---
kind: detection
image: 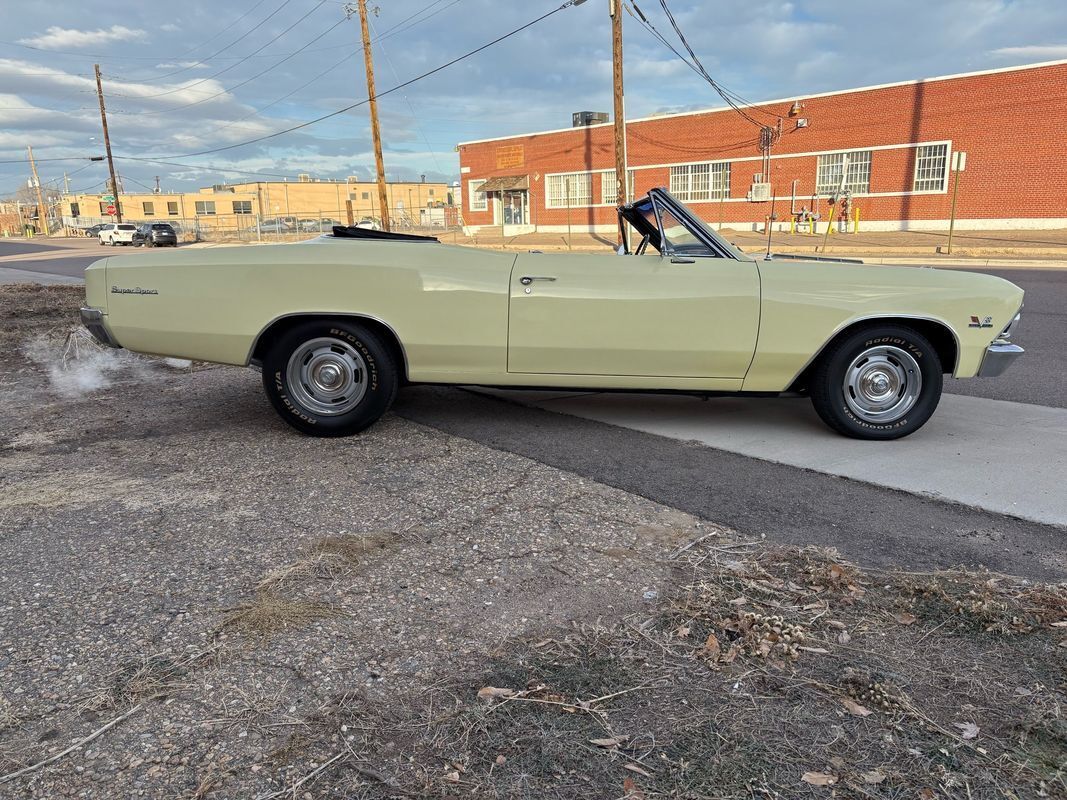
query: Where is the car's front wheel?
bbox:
[261,320,398,437]
[809,324,943,440]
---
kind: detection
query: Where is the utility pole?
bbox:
[94,63,122,222]
[27,146,48,235]
[154,175,161,194]
[349,1,390,232]
[63,172,70,195]
[946,151,966,255]
[609,0,627,249]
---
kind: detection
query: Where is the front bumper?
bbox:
[978,342,1024,377]
[80,307,121,348]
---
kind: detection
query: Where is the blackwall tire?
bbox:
[809,324,943,440]
[261,320,398,437]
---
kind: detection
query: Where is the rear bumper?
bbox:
[977,342,1024,377]
[80,307,121,348]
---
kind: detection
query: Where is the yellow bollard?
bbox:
[853,206,860,233]
[790,216,796,235]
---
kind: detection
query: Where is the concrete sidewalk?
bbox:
[476,390,1067,529]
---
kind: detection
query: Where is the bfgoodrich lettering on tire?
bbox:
[261,320,397,437]
[809,324,943,440]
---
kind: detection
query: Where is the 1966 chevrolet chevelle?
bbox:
[81,188,1024,440]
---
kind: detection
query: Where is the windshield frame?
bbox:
[620,187,753,261]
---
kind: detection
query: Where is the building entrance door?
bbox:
[502,190,533,235]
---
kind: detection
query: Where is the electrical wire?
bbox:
[123,0,586,160]
[131,0,276,82]
[124,14,349,115]
[112,156,307,180]
[110,0,322,100]
[628,0,775,130]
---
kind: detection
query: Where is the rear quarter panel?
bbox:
[99,240,517,378]
[743,261,1024,391]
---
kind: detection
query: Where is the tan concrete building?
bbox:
[60,176,454,233]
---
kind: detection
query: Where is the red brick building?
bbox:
[457,60,1067,235]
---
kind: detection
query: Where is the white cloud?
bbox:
[989,44,1067,59]
[18,25,148,50]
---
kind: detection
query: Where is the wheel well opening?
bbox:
[788,318,958,393]
[250,315,409,383]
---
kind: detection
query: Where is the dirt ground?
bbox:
[0,284,1064,799]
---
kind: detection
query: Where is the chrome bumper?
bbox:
[80,307,121,348]
[978,342,1024,377]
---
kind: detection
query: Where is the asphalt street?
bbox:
[3,237,1065,579]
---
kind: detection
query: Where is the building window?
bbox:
[546,172,592,208]
[167,201,179,215]
[98,201,109,215]
[233,200,252,215]
[194,201,216,215]
[669,162,730,201]
[913,143,948,191]
[361,192,370,200]
[70,202,80,217]
[816,150,872,195]
[601,170,635,204]
[142,202,154,216]
[469,179,488,212]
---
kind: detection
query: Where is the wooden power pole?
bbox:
[609,0,627,247]
[27,146,49,235]
[354,1,391,232]
[94,64,122,222]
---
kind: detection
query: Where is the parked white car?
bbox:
[99,223,138,246]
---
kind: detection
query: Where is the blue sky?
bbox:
[1,0,1065,198]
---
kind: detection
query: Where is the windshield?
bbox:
[656,190,753,260]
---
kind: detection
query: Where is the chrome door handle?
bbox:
[670,257,696,264]
[520,276,557,285]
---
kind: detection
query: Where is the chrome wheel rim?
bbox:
[843,345,922,424]
[285,337,368,416]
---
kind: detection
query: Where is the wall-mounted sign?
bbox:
[496,145,525,170]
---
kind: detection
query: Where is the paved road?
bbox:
[394,387,1065,580]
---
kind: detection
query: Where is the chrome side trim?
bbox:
[244,311,410,375]
[776,313,962,390]
[977,342,1024,378]
[79,307,121,348]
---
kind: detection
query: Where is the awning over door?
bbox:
[478,174,529,192]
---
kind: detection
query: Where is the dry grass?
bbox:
[263,541,1065,799]
[219,591,335,640]
[0,284,82,353]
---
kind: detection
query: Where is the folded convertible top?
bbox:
[331,226,439,242]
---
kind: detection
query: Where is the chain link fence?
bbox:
[61,206,462,244]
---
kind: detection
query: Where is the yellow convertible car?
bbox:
[80,188,1024,440]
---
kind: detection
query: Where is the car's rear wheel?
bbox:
[809,324,943,440]
[261,320,398,437]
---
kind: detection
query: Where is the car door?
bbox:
[506,202,760,379]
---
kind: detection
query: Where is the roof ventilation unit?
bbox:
[572,111,609,127]
[298,173,312,182]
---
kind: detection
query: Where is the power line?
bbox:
[132,0,276,82]
[123,14,349,115]
[0,156,103,164]
[111,0,322,100]
[112,156,308,180]
[127,0,588,160]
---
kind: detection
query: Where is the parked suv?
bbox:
[133,222,178,247]
[99,223,138,246]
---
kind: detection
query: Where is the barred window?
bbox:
[468,179,487,212]
[233,200,252,215]
[546,172,592,208]
[601,169,635,204]
[913,144,948,191]
[194,201,216,215]
[669,162,730,201]
[816,150,872,194]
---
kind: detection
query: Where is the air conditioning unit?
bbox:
[747,182,772,202]
[298,173,311,183]
[346,176,359,183]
